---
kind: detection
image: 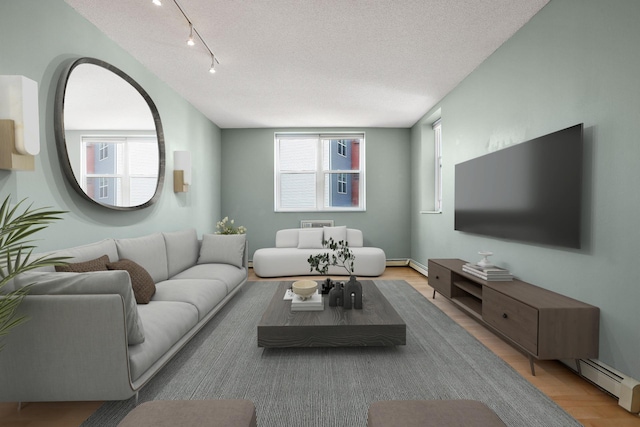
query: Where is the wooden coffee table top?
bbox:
[257,280,406,348]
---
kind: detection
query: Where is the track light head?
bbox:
[152,0,162,5]
[209,54,219,74]
[187,23,195,46]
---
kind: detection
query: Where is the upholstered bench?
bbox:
[367,400,506,427]
[117,400,257,427]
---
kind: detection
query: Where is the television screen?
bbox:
[454,124,583,248]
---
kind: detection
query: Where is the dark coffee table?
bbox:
[257,280,406,348]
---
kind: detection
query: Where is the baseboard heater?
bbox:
[562,358,640,413]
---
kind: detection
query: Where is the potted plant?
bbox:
[0,196,67,349]
[308,238,362,309]
[215,216,247,234]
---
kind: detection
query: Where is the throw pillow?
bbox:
[323,225,347,244]
[115,233,169,283]
[197,234,246,268]
[162,228,199,277]
[107,259,156,304]
[297,228,324,249]
[55,254,109,273]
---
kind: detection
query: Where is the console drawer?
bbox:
[428,261,452,298]
[483,287,538,355]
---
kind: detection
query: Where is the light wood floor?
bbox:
[1,267,638,427]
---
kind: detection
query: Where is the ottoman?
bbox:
[367,400,506,427]
[117,399,257,427]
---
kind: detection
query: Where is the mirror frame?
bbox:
[54,57,165,211]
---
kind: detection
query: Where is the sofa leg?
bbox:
[17,402,22,411]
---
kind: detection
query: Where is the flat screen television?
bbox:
[454,124,583,248]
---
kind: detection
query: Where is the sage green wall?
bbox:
[221,128,411,260]
[0,0,221,251]
[411,0,640,379]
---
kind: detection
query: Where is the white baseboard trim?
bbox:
[408,259,428,276]
[386,259,410,267]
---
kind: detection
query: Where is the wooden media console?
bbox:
[428,259,599,375]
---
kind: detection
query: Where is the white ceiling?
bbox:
[64,0,549,129]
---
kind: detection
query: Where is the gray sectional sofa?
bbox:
[0,228,248,402]
[252,227,386,277]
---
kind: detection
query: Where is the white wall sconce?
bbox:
[0,75,40,171]
[173,150,191,192]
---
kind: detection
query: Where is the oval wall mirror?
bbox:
[54,57,165,210]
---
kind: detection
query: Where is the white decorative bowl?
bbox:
[292,280,318,300]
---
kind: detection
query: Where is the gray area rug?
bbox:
[82,280,580,426]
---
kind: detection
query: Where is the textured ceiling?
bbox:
[64,0,549,129]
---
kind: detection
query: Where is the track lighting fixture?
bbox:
[187,23,195,46]
[209,55,218,74]
[153,0,220,74]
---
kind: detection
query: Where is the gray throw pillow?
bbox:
[197,234,245,268]
[297,229,323,249]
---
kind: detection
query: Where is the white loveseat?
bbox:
[252,227,386,277]
[0,228,247,402]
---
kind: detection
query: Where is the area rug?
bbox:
[81,280,580,426]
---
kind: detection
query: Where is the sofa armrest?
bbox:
[0,294,136,402]
[243,239,249,269]
[14,270,145,345]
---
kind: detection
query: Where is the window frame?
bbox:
[433,119,443,213]
[81,135,157,206]
[274,132,366,212]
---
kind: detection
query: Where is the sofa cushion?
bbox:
[297,229,323,249]
[14,270,145,345]
[275,229,299,248]
[346,228,364,247]
[163,229,199,278]
[55,254,109,273]
[323,226,347,244]
[116,233,169,283]
[153,279,228,320]
[107,259,156,304]
[197,234,245,268]
[128,301,199,382]
[252,246,386,278]
[173,264,247,294]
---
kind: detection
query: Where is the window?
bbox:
[337,173,347,194]
[275,133,365,211]
[99,177,108,199]
[337,140,347,157]
[420,112,442,214]
[433,120,442,212]
[81,136,158,206]
[98,143,108,161]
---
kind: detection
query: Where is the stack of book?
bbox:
[290,290,324,311]
[462,263,513,281]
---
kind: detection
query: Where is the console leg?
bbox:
[529,355,536,376]
[432,290,436,299]
[575,359,582,376]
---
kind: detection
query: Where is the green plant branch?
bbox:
[307,237,356,276]
[0,196,68,349]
